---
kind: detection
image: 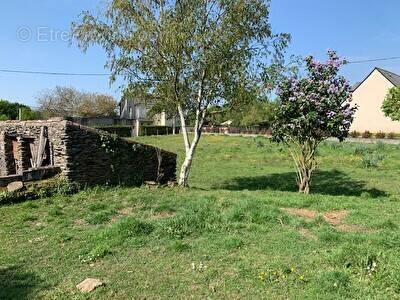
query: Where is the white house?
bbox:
[119,98,177,135]
[350,67,400,133]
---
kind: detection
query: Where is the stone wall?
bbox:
[0,120,68,176]
[63,122,176,186]
[0,119,176,186]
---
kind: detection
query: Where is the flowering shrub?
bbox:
[272,50,357,193]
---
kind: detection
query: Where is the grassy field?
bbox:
[1,135,400,299]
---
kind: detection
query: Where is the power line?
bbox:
[0,56,400,77]
[346,56,400,64]
[0,69,110,76]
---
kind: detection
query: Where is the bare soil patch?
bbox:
[282,208,364,232]
[150,211,176,220]
[281,208,317,220]
[323,210,347,226]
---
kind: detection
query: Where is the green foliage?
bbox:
[80,244,111,263]
[112,217,155,237]
[168,240,191,252]
[362,130,372,138]
[142,126,178,136]
[382,86,400,121]
[20,108,41,120]
[48,206,63,217]
[349,130,360,138]
[95,125,132,137]
[316,271,350,293]
[0,99,35,120]
[232,99,278,127]
[376,131,386,139]
[86,211,115,225]
[361,151,385,169]
[0,177,80,205]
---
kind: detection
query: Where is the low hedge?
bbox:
[142,126,179,136]
[348,131,399,139]
[94,126,132,137]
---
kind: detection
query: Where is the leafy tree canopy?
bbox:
[0,99,31,120]
[382,87,400,122]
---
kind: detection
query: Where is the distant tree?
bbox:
[20,108,42,120]
[272,51,357,194]
[204,105,228,126]
[232,99,277,128]
[78,93,118,117]
[37,86,117,118]
[0,99,31,120]
[72,0,290,187]
[382,87,400,121]
[37,86,82,118]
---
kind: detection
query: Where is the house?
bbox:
[69,98,177,136]
[350,67,400,133]
[119,98,175,126]
[119,98,178,135]
[0,119,176,187]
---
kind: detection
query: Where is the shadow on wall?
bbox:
[216,170,387,197]
[0,266,44,300]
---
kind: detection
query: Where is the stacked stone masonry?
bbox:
[0,119,176,186]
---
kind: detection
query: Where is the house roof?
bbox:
[376,68,400,87]
[351,67,400,92]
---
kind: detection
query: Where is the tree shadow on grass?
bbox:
[216,170,387,197]
[0,265,44,300]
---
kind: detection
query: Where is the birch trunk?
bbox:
[178,135,200,187]
[177,106,203,187]
[176,70,206,187]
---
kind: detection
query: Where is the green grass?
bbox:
[1,135,400,299]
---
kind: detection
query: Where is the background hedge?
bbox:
[94,126,132,137]
[142,126,179,136]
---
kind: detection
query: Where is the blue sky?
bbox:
[0,0,399,107]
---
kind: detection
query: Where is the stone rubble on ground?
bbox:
[7,181,24,192]
[76,278,104,293]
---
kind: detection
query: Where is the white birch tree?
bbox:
[72,0,289,187]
